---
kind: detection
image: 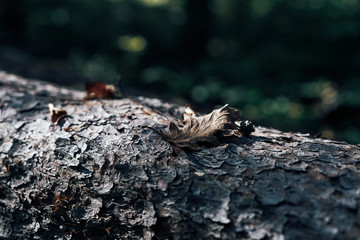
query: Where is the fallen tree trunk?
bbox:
[0,71,360,240]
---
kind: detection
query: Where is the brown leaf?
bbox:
[161,104,254,150]
[84,82,115,99]
[48,103,67,124]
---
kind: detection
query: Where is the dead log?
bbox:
[0,71,360,240]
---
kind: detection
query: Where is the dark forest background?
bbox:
[0,0,359,143]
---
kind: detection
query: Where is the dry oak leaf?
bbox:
[161,104,254,150]
[48,103,67,124]
[84,82,115,100]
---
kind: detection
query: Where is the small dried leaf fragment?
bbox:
[161,104,254,150]
[48,103,67,124]
[236,120,255,137]
[84,82,115,99]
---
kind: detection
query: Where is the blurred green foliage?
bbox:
[0,0,360,143]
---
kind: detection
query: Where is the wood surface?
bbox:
[1,71,359,240]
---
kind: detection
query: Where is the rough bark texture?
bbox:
[1,71,360,240]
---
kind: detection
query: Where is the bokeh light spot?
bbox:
[139,0,169,7]
[288,102,304,119]
[251,0,272,16]
[221,88,243,105]
[191,85,209,103]
[320,81,338,105]
[51,8,70,27]
[207,38,226,57]
[141,67,163,83]
[117,36,147,52]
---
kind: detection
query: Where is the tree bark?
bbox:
[0,71,360,240]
